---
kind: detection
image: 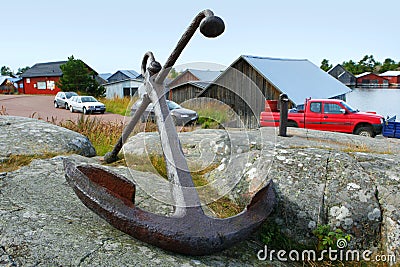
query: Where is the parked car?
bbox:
[260,99,384,137]
[54,91,78,109]
[69,96,106,114]
[131,100,198,126]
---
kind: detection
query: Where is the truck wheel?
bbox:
[355,126,374,137]
[287,121,298,127]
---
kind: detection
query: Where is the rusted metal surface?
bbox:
[64,161,275,255]
[66,9,276,255]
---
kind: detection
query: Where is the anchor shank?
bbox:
[148,77,203,216]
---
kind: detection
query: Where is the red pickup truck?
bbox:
[260,99,384,137]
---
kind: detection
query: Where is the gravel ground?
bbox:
[0,95,129,124]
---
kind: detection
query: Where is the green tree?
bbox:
[358,54,379,73]
[379,58,399,73]
[16,66,30,76]
[320,59,332,72]
[57,56,105,97]
[1,66,13,76]
[342,60,360,75]
[168,68,180,79]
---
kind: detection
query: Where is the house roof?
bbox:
[241,55,351,104]
[118,70,140,79]
[169,81,210,90]
[20,60,98,78]
[187,69,222,82]
[379,71,400,77]
[99,73,112,80]
[355,72,372,78]
[0,76,11,85]
[20,61,67,78]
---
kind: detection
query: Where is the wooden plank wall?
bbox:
[201,58,283,128]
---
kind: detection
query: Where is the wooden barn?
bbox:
[379,71,400,88]
[167,69,221,103]
[198,55,351,128]
[328,64,356,88]
[0,76,18,94]
[168,81,209,104]
[355,72,389,88]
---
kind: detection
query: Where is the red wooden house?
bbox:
[17,61,66,94]
[355,72,389,88]
[379,71,400,87]
[17,60,98,95]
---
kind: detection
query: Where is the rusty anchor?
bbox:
[64,9,276,255]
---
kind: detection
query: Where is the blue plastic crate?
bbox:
[383,116,400,138]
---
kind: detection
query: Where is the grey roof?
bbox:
[242,55,351,104]
[119,70,140,79]
[99,73,112,80]
[188,69,222,82]
[0,76,11,85]
[170,81,210,90]
[20,61,67,78]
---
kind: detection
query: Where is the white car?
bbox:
[69,96,106,114]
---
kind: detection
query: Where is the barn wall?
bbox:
[168,72,199,88]
[169,84,202,104]
[200,58,286,128]
[356,73,389,87]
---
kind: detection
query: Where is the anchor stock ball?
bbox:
[200,15,225,38]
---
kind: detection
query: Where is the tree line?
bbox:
[320,55,400,75]
[1,66,30,77]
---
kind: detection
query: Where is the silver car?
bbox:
[54,91,78,109]
[131,100,198,126]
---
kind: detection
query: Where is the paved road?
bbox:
[0,95,129,124]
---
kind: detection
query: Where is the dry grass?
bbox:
[124,153,241,218]
[55,115,125,156]
[99,96,137,116]
[0,106,8,115]
[182,100,236,129]
[0,153,60,173]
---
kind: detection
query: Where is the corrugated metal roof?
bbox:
[379,71,400,77]
[169,81,210,90]
[119,70,140,79]
[20,61,67,78]
[188,69,221,82]
[242,55,351,104]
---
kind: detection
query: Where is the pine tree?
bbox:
[57,56,105,97]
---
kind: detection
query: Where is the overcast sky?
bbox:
[2,0,399,74]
